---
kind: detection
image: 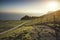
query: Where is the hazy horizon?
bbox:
[0,0,60,20]
[0,12,47,20]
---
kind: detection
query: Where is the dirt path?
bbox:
[0,22,27,34]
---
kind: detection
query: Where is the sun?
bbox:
[47,1,58,11]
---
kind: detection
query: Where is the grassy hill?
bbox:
[0,10,60,40]
[38,10,60,23]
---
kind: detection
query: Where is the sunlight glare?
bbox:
[47,1,58,11]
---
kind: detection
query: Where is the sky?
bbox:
[0,0,60,16]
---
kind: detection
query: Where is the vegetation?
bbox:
[0,10,60,40]
[0,20,26,32]
[21,15,39,20]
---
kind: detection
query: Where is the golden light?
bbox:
[47,1,58,11]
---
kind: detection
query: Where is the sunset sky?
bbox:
[0,0,60,15]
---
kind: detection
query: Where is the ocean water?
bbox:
[0,13,25,20]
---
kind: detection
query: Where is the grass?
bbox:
[0,25,33,38]
[0,20,26,32]
[0,10,60,40]
[0,19,59,40]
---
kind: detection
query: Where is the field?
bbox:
[0,19,60,40]
[0,10,60,40]
[0,20,26,33]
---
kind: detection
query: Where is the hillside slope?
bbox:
[0,10,60,40]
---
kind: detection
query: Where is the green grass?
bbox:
[0,20,26,32]
[0,18,60,40]
[0,26,32,38]
[0,10,60,40]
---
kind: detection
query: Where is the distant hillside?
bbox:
[39,10,60,23]
[21,10,60,22]
[0,10,60,20]
[21,15,39,20]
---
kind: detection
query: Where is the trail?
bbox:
[0,22,27,34]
